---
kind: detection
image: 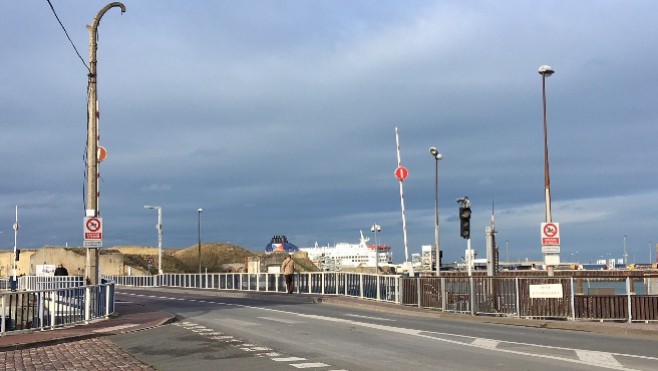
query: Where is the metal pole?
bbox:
[539,65,555,277]
[395,127,410,263]
[157,207,163,274]
[12,205,18,282]
[85,2,126,286]
[429,147,443,276]
[467,238,472,277]
[197,208,203,273]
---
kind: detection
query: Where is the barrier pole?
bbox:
[626,277,632,323]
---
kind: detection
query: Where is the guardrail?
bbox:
[401,275,658,322]
[1,280,115,336]
[105,272,401,303]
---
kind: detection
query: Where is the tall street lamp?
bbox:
[197,208,203,273]
[144,205,163,274]
[370,224,381,273]
[539,65,554,224]
[539,64,557,277]
[85,2,126,285]
[429,147,443,276]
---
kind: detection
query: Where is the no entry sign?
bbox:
[394,166,409,181]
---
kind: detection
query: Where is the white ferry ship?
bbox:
[299,231,393,271]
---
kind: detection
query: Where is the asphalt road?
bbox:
[111,288,658,370]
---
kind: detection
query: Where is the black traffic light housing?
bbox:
[459,207,471,239]
[15,249,20,261]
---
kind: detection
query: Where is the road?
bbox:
[111,287,658,370]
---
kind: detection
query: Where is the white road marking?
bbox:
[471,338,499,349]
[344,314,395,321]
[258,316,304,324]
[291,362,330,368]
[272,357,307,362]
[576,350,622,368]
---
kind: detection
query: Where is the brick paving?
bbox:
[0,338,155,370]
[0,299,175,370]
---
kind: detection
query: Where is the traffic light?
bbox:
[15,249,20,261]
[459,207,471,239]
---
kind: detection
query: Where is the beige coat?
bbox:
[281,256,295,275]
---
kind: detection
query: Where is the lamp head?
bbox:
[197,208,203,213]
[429,147,443,160]
[538,65,554,77]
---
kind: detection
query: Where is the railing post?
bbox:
[514,277,521,318]
[321,272,325,295]
[417,277,421,308]
[469,276,475,316]
[441,277,446,311]
[49,291,56,330]
[626,277,632,323]
[376,274,381,301]
[1,294,5,334]
[84,286,91,324]
[360,274,364,298]
[570,277,576,321]
[105,284,111,317]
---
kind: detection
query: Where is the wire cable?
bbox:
[45,0,89,71]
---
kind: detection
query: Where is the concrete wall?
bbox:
[1,247,143,277]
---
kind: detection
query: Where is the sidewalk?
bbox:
[0,300,175,370]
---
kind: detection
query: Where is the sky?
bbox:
[2,1,658,265]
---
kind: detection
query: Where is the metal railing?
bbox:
[401,275,658,322]
[1,279,115,336]
[105,272,401,303]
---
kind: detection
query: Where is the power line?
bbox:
[45,0,89,71]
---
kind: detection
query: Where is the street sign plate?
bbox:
[394,166,409,181]
[83,240,103,248]
[541,222,560,246]
[542,245,561,254]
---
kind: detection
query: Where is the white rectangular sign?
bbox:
[542,245,561,254]
[529,284,563,298]
[83,240,103,248]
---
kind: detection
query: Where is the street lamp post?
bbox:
[144,205,163,274]
[429,147,443,276]
[197,208,203,273]
[85,2,126,286]
[539,64,557,277]
[371,224,381,274]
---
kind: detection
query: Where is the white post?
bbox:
[395,127,410,264]
[1,295,6,333]
[49,291,56,329]
[570,277,576,321]
[626,277,632,323]
[467,238,473,277]
[13,205,19,282]
[515,277,521,318]
[84,286,91,324]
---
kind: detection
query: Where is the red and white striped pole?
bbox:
[395,127,410,263]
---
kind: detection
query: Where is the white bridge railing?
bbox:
[1,277,115,336]
[106,272,401,303]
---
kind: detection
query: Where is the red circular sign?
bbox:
[86,217,101,232]
[543,223,558,237]
[394,166,409,181]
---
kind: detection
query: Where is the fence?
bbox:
[401,275,658,322]
[1,278,115,336]
[106,272,401,303]
[106,272,658,322]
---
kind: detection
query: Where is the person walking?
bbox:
[281,254,296,294]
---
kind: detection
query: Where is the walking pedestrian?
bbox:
[281,254,295,294]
